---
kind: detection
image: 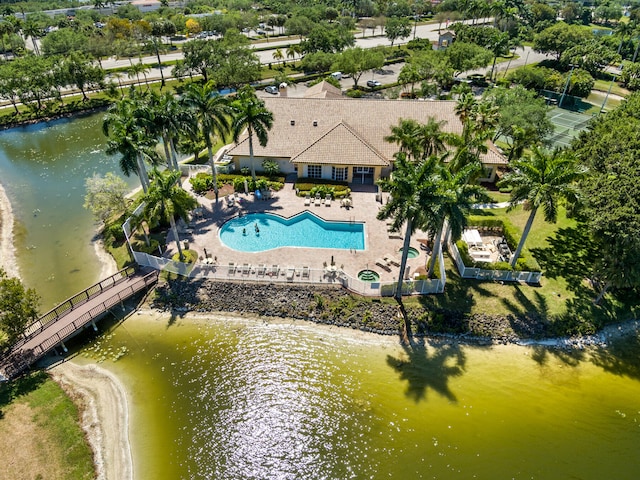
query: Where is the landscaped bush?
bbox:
[131,238,160,255]
[191,172,284,195]
[346,89,363,98]
[295,178,350,197]
[172,249,198,264]
[105,221,126,243]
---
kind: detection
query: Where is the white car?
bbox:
[367,80,381,88]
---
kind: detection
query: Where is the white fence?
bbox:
[447,239,542,284]
[132,250,445,296]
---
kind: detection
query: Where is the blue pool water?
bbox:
[219,212,365,252]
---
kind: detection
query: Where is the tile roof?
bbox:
[291,121,389,166]
[227,97,506,166]
[303,81,343,99]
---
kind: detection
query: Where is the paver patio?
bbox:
[159,179,432,283]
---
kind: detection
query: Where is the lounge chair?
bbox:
[383,254,401,267]
[325,195,331,207]
[226,195,235,207]
[286,266,295,281]
[241,263,251,275]
[228,262,236,275]
[257,264,266,276]
[269,264,280,276]
[304,193,311,206]
[314,194,322,207]
[301,266,310,279]
[375,258,391,271]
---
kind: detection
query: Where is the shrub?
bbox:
[105,222,125,243]
[346,89,363,98]
[189,173,214,194]
[262,159,280,177]
[131,239,160,255]
[172,249,198,263]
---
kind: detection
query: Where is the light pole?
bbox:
[600,73,617,114]
[559,64,576,109]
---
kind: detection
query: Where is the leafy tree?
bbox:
[384,118,448,160]
[0,269,40,345]
[564,68,595,98]
[143,169,197,262]
[560,43,620,77]
[301,23,354,53]
[573,93,640,302]
[507,65,564,92]
[498,148,586,268]
[300,51,337,73]
[385,16,412,46]
[482,85,553,160]
[444,41,493,77]
[84,172,129,223]
[331,47,385,87]
[63,51,105,101]
[230,86,274,181]
[284,15,314,38]
[533,22,593,60]
[41,28,88,56]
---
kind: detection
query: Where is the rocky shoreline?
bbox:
[150,278,639,349]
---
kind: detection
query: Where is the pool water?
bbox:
[219,212,365,252]
[358,269,380,282]
[399,246,420,259]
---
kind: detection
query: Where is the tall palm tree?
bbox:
[427,162,489,278]
[181,81,231,204]
[385,118,422,159]
[385,117,448,162]
[377,153,441,339]
[143,169,197,262]
[497,148,587,268]
[22,20,41,55]
[102,93,161,192]
[272,48,284,66]
[230,86,274,181]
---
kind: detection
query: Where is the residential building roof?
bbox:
[227,97,507,166]
[303,81,343,99]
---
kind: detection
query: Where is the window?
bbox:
[307,165,322,178]
[332,167,347,182]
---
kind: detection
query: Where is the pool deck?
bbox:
[161,180,431,282]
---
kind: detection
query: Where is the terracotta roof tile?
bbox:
[291,121,389,166]
[227,97,506,166]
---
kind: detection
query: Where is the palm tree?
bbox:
[427,162,489,278]
[497,147,587,268]
[272,48,284,66]
[615,20,634,55]
[385,118,422,158]
[0,20,13,60]
[102,93,161,192]
[22,19,41,55]
[230,86,274,181]
[377,153,441,339]
[181,81,231,204]
[143,169,197,262]
[286,44,301,61]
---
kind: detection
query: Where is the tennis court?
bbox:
[546,108,595,148]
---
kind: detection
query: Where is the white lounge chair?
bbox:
[325,195,331,207]
[269,265,280,276]
[302,266,310,279]
[375,258,391,271]
[314,194,322,206]
[286,266,295,281]
[257,264,266,276]
[241,263,251,275]
[383,254,401,267]
[304,193,311,206]
[228,262,236,275]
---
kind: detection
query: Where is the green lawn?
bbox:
[0,372,95,480]
[592,79,629,98]
[406,204,637,335]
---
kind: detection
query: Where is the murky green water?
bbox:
[84,313,640,480]
[0,114,138,308]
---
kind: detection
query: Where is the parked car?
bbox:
[367,80,381,88]
[265,85,279,95]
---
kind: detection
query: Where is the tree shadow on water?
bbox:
[386,339,467,403]
[589,330,640,381]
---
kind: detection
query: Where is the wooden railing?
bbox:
[0,268,158,380]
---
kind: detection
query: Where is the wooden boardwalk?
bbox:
[0,267,158,380]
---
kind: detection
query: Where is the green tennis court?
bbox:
[546,108,595,148]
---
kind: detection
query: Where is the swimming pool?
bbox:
[219,212,365,252]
